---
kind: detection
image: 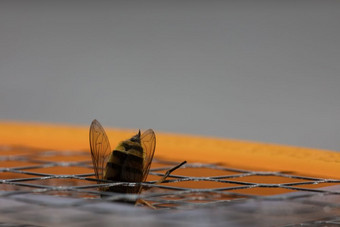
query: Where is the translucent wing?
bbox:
[140,129,156,182]
[89,119,111,181]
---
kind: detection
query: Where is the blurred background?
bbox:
[1,0,339,151]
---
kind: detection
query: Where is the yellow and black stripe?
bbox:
[103,131,145,193]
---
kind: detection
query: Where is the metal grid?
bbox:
[1,145,340,226]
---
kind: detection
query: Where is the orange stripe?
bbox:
[0,121,340,179]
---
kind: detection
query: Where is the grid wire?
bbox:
[1,145,340,226]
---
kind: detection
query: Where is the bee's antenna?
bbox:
[131,130,142,142]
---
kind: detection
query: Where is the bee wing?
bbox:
[89,119,111,181]
[140,129,156,182]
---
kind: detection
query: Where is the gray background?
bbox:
[1,0,339,151]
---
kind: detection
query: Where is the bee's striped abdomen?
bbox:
[106,146,144,180]
[104,137,144,193]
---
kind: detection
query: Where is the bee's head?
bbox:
[130,130,141,143]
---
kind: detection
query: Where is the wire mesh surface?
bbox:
[1,145,340,227]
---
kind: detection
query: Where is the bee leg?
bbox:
[138,161,186,209]
[136,199,157,209]
[157,161,187,183]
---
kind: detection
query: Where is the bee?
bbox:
[89,119,186,199]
